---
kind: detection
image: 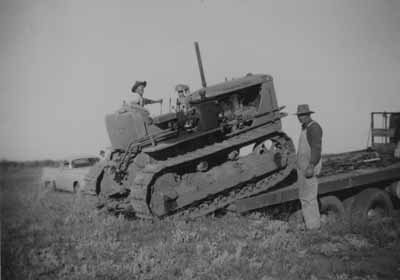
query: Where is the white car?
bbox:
[41,155,100,193]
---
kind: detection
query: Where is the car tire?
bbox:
[44,180,51,189]
[350,188,394,226]
[73,182,80,193]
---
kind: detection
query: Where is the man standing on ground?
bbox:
[295,104,323,230]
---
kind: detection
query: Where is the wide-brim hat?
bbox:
[175,84,190,92]
[294,104,315,115]
[131,81,147,93]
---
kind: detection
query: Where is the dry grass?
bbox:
[1,168,400,280]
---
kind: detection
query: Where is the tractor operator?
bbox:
[295,104,323,230]
[174,84,190,112]
[127,80,162,107]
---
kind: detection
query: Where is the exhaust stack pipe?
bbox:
[194,41,207,88]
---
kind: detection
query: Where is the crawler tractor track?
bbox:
[128,125,296,219]
[176,144,296,219]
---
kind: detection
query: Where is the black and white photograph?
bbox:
[1,0,400,279]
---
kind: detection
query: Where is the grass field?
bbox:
[1,168,400,280]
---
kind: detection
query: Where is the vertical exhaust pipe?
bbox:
[194,41,207,88]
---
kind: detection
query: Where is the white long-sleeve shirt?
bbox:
[124,92,143,107]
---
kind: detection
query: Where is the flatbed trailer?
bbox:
[232,111,400,223]
[232,150,400,222]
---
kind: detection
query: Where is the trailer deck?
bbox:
[232,152,400,213]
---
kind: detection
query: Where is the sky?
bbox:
[0,0,399,160]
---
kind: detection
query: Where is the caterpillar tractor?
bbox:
[84,43,297,219]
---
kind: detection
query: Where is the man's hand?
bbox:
[305,165,314,178]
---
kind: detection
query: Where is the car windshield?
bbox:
[71,157,99,168]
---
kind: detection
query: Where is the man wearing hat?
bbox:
[295,104,323,230]
[174,84,190,112]
[128,80,162,107]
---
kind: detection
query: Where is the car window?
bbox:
[71,157,99,168]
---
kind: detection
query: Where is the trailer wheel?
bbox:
[351,188,393,225]
[319,195,345,224]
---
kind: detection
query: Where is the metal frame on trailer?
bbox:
[370,111,397,147]
[232,162,400,213]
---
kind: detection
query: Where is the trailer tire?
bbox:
[351,188,393,225]
[319,195,345,224]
